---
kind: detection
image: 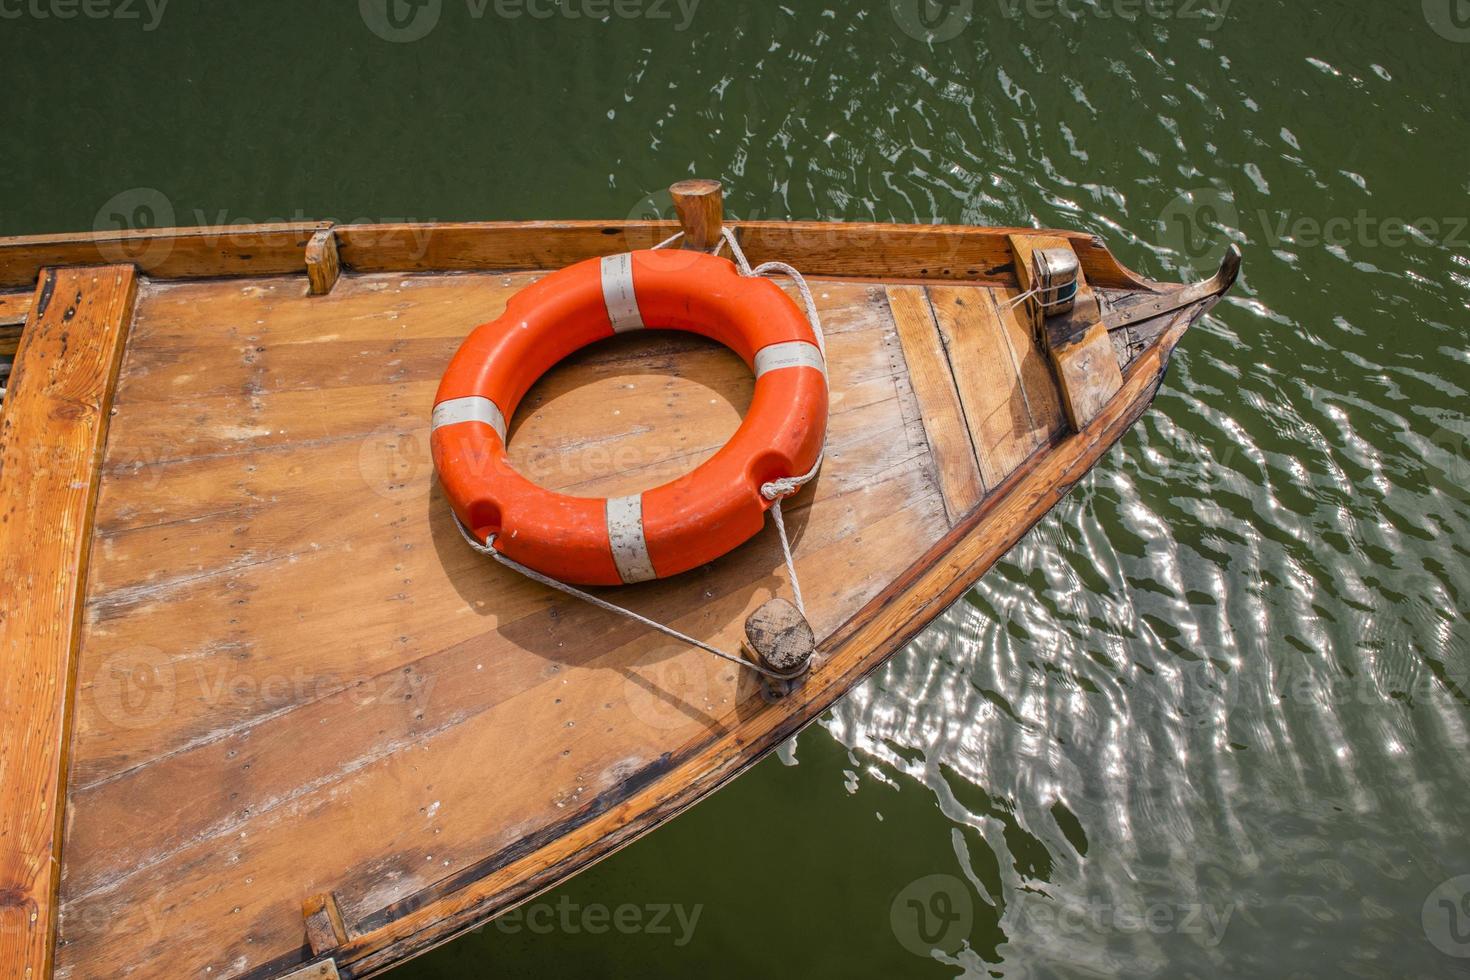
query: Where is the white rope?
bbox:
[655,224,827,623]
[719,227,827,359]
[1003,283,1075,313]
[456,223,830,681]
[455,517,786,680]
[767,499,806,617]
[714,224,830,622]
[1004,285,1041,310]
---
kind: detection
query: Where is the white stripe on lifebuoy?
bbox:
[753,340,826,380]
[600,253,645,333]
[432,396,507,441]
[606,494,657,583]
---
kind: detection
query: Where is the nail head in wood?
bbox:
[305,229,340,296]
[669,179,724,252]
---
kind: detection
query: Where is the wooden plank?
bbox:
[1048,321,1126,429]
[1,291,31,357]
[280,962,339,980]
[0,221,1160,292]
[333,221,1126,285]
[0,290,32,326]
[0,222,328,289]
[1009,235,1123,430]
[0,265,138,980]
[928,283,1065,488]
[885,285,985,519]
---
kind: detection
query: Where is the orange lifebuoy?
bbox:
[432,249,828,586]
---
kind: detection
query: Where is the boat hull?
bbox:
[0,220,1234,980]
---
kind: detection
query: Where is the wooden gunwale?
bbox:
[331,299,1214,979]
[0,220,1163,293]
[0,266,138,980]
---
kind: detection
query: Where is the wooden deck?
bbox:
[0,218,1233,980]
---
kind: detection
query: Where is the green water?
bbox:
[5,1,1469,976]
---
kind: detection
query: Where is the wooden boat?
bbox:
[0,181,1239,980]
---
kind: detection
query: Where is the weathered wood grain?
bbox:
[885,285,985,520]
[670,180,724,251]
[0,221,1161,293]
[0,224,328,290]
[742,597,815,675]
[928,282,1065,488]
[330,221,1149,287]
[0,266,137,980]
[302,893,349,957]
[0,290,33,359]
[0,290,32,327]
[0,324,21,359]
[305,230,341,296]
